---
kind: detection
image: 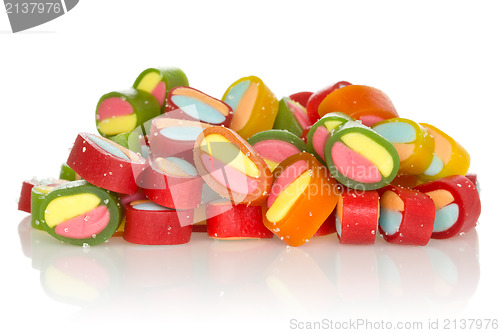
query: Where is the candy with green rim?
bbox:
[273,97,311,137]
[96,88,160,137]
[39,180,123,246]
[306,112,353,165]
[247,129,308,171]
[133,67,189,109]
[324,121,399,190]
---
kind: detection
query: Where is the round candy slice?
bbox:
[306,81,352,123]
[306,112,353,164]
[289,91,313,108]
[273,97,311,137]
[133,67,189,108]
[148,115,212,162]
[138,156,204,210]
[247,129,308,171]
[414,175,481,239]
[378,185,435,245]
[165,86,233,127]
[206,200,273,239]
[222,75,279,140]
[372,118,435,175]
[324,121,400,190]
[193,126,273,205]
[67,133,146,194]
[96,88,161,137]
[419,123,470,181]
[123,199,193,245]
[263,152,340,246]
[39,180,123,246]
[317,85,399,126]
[335,189,380,244]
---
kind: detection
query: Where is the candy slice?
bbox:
[335,189,380,244]
[419,123,470,181]
[306,112,353,164]
[378,185,435,245]
[414,175,481,239]
[39,180,123,246]
[193,126,273,205]
[206,200,273,239]
[123,199,193,245]
[324,121,400,190]
[247,129,308,171]
[289,91,313,108]
[306,81,352,123]
[165,86,233,127]
[273,97,311,137]
[67,133,146,194]
[222,75,279,140]
[263,152,340,246]
[372,118,435,175]
[148,115,212,162]
[138,156,204,210]
[317,85,399,126]
[96,88,161,137]
[133,67,189,108]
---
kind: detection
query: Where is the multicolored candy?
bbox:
[133,67,189,109]
[306,112,353,165]
[263,152,340,246]
[335,189,380,244]
[324,121,400,190]
[222,75,279,140]
[123,199,193,245]
[378,185,435,245]
[317,85,399,126]
[193,126,273,205]
[419,123,470,181]
[414,175,481,239]
[67,133,146,194]
[95,88,160,137]
[273,97,311,137]
[39,180,123,246]
[247,129,308,171]
[306,81,352,123]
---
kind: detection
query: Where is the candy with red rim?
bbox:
[95,88,160,137]
[133,67,189,109]
[165,86,233,127]
[318,85,399,126]
[335,189,380,244]
[289,91,313,108]
[313,213,336,237]
[123,199,193,245]
[138,156,204,210]
[414,175,481,239]
[306,81,352,123]
[273,97,311,137]
[206,199,273,239]
[247,129,308,171]
[324,121,400,190]
[148,115,211,162]
[39,180,123,246]
[419,123,470,181]
[378,185,435,245]
[306,112,353,165]
[263,152,340,246]
[193,126,273,205]
[222,75,279,140]
[372,118,435,175]
[18,179,43,213]
[108,131,145,156]
[67,132,146,194]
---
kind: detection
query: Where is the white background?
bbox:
[1,1,499,332]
